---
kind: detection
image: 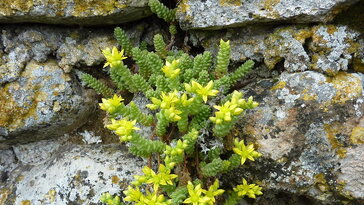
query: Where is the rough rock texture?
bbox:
[0,0,151,25]
[190,24,364,76]
[0,135,145,204]
[0,21,161,144]
[0,23,151,84]
[0,60,94,143]
[177,0,359,30]
[228,71,364,204]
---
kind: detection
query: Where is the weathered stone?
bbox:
[190,24,363,75]
[0,22,156,84]
[177,0,359,30]
[0,136,145,204]
[0,60,94,143]
[232,71,364,203]
[0,0,151,25]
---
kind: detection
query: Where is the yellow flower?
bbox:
[160,91,179,109]
[183,182,210,205]
[134,165,177,192]
[180,93,194,107]
[184,80,219,103]
[232,138,262,165]
[102,47,127,68]
[204,179,225,205]
[164,107,182,122]
[139,191,171,205]
[233,178,263,199]
[99,94,124,114]
[106,119,139,142]
[162,59,180,79]
[123,186,143,202]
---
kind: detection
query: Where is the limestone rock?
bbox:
[0,60,94,143]
[190,24,363,75]
[0,0,151,25]
[0,137,145,204]
[177,0,359,30]
[230,71,364,204]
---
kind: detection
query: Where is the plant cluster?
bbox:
[81,0,263,204]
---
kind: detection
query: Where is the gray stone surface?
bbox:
[177,0,359,30]
[0,60,95,143]
[0,22,159,143]
[0,0,151,25]
[228,71,364,204]
[190,24,363,75]
[0,136,145,205]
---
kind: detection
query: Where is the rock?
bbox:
[0,60,94,143]
[0,136,145,205]
[0,0,151,25]
[177,0,359,30]
[190,24,363,75]
[230,71,364,203]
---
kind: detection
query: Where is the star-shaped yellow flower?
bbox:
[102,47,127,68]
[204,179,225,205]
[183,182,210,205]
[233,178,263,199]
[99,94,124,114]
[106,119,139,142]
[162,59,180,79]
[184,80,219,103]
[232,138,262,165]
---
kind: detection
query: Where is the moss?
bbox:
[219,0,242,7]
[324,123,347,159]
[350,127,364,144]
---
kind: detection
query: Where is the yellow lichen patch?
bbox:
[73,0,126,17]
[335,181,354,200]
[326,72,363,104]
[314,173,330,192]
[324,123,347,158]
[15,175,25,182]
[263,0,280,11]
[0,0,33,15]
[111,175,120,184]
[44,189,57,203]
[270,81,286,90]
[0,188,10,204]
[21,200,31,205]
[219,0,242,7]
[326,25,338,35]
[178,0,190,13]
[301,89,318,101]
[350,127,364,144]
[293,29,313,43]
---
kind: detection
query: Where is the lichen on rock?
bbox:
[0,0,152,25]
[177,0,360,30]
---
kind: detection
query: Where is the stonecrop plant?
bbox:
[81,0,263,204]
